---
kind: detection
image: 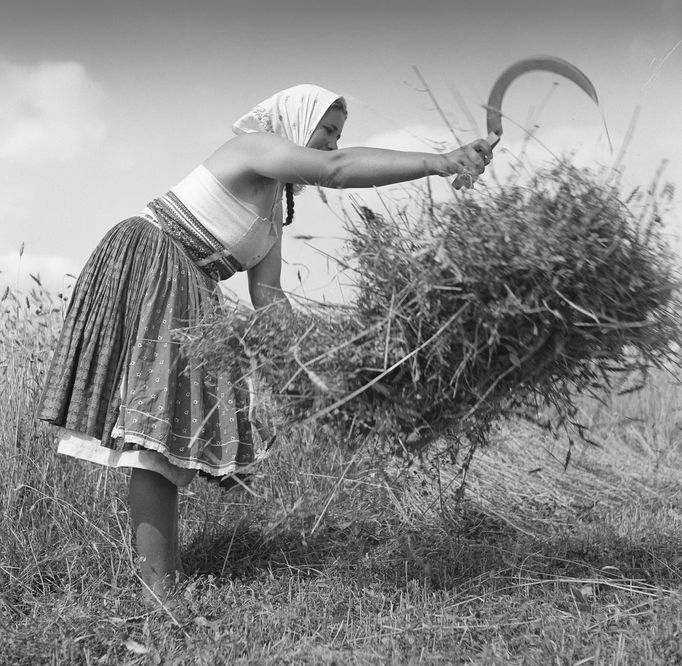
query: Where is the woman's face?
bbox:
[306,106,346,151]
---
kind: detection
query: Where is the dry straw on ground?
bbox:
[185,160,681,463]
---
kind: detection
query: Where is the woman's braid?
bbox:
[284,182,295,226]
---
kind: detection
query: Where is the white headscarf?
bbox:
[232,84,345,148]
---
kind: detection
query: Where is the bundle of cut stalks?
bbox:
[185,161,681,451]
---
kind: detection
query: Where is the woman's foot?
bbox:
[140,568,186,610]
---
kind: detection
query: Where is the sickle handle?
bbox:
[451,131,499,189]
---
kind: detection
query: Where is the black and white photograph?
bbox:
[1,0,681,663]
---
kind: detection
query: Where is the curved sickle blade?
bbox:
[486,55,599,142]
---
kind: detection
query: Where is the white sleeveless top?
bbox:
[166,164,282,270]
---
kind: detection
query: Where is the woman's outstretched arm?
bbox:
[214,133,492,190]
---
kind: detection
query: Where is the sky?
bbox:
[1,0,681,303]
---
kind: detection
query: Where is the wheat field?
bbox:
[2,263,682,665]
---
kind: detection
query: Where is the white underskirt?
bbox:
[57,429,197,486]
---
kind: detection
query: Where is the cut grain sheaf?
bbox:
[185,161,681,456]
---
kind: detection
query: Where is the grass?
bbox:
[2,274,682,665]
[2,151,682,664]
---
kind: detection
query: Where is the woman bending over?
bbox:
[37,84,493,603]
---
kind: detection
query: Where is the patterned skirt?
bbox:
[37,212,267,488]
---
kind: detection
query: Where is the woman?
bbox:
[37,84,493,602]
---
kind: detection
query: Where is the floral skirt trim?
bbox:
[56,429,271,487]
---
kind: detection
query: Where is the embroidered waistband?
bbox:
[146,192,243,281]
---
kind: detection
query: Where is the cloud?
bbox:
[362,123,462,152]
[0,250,81,296]
[0,60,106,163]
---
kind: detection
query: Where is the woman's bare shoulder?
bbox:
[204,133,292,176]
[212,132,290,157]
[202,135,281,205]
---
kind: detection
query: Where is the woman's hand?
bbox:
[446,138,494,189]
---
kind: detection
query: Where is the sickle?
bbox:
[485,55,599,147]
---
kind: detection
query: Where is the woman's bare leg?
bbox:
[172,491,185,576]
[129,467,181,602]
